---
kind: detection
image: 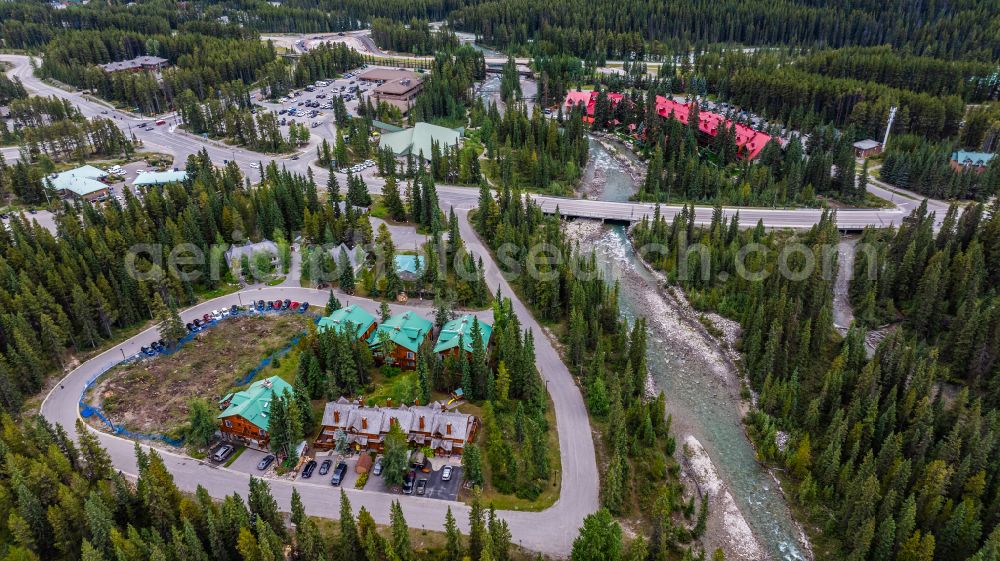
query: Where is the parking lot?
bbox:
[224,445,464,501]
[362,456,464,501]
[253,66,378,150]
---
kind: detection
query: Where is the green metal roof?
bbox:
[366,311,433,353]
[318,304,376,339]
[48,165,108,196]
[217,376,294,432]
[134,170,187,186]
[372,120,404,133]
[394,255,425,276]
[379,122,462,160]
[433,314,492,354]
[952,150,995,167]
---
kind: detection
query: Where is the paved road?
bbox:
[41,278,593,556]
[1,48,947,556]
[3,53,937,232]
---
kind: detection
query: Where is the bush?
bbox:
[355,471,369,489]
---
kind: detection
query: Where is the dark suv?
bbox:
[330,462,348,486]
[402,470,416,494]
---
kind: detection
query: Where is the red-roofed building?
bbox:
[562,90,625,123]
[562,91,772,160]
[652,96,772,160]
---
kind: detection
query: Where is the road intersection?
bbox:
[2,50,944,555]
[2,53,929,232]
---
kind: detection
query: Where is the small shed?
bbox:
[853,139,882,158]
[355,453,373,474]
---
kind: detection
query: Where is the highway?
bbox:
[2,53,933,232]
[1,50,943,555]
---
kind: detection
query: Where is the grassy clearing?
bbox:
[88,314,313,435]
[472,395,562,512]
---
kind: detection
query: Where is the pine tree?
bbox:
[76,419,112,481]
[383,173,406,221]
[462,443,484,488]
[152,293,186,348]
[390,500,412,561]
[468,496,486,560]
[186,398,218,447]
[443,507,463,560]
[338,490,361,560]
[290,488,305,527]
[571,509,622,561]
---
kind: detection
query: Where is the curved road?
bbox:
[42,278,598,555]
[3,50,943,555]
[2,53,927,232]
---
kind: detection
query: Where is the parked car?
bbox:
[301,460,318,478]
[257,454,275,470]
[231,304,239,314]
[416,479,427,495]
[193,318,203,327]
[212,445,235,462]
[402,470,416,494]
[441,465,453,481]
[331,462,348,486]
[318,459,332,475]
[186,323,195,332]
[283,299,291,309]
[372,458,383,476]
[300,302,310,312]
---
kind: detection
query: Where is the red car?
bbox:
[155,119,166,126]
[273,300,282,309]
[202,313,211,322]
[290,301,300,310]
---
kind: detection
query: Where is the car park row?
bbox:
[137,299,310,358]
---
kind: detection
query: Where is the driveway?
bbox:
[421,464,463,501]
[229,446,272,473]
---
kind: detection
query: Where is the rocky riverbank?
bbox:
[565,218,772,560]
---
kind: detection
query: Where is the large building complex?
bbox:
[359,68,423,115]
[563,91,773,160]
[316,397,479,456]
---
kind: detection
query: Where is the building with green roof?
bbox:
[47,165,110,201]
[367,311,433,368]
[394,254,425,280]
[433,314,492,358]
[951,150,996,172]
[379,122,462,161]
[217,376,293,449]
[318,304,377,341]
[134,170,188,187]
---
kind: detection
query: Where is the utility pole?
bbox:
[882,106,897,149]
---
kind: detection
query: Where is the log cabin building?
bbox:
[433,314,492,359]
[217,376,293,450]
[366,311,433,369]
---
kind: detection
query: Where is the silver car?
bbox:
[212,444,234,462]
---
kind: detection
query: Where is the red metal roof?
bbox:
[562,91,624,118]
[653,96,772,160]
[562,91,772,160]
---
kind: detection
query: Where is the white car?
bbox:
[441,465,453,481]
[249,162,260,169]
